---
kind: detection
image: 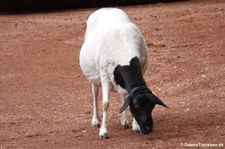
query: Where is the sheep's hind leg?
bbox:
[91,84,100,128]
[120,94,129,129]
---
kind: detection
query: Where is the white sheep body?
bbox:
[79,8,148,139]
[80,8,148,94]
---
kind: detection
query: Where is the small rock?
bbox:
[72,129,76,133]
[185,108,190,112]
[201,74,207,78]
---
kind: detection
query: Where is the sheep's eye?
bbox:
[134,102,141,109]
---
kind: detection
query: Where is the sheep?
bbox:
[79,8,168,139]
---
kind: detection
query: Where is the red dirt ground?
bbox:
[0,0,225,148]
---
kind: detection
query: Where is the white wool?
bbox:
[80,8,148,93]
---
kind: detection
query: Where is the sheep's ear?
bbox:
[130,57,144,81]
[130,57,142,72]
[153,94,169,108]
[119,96,132,113]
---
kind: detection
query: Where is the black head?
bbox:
[120,86,168,134]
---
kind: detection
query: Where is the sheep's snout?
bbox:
[140,121,153,134]
[129,101,154,134]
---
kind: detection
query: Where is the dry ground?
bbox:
[0,0,225,148]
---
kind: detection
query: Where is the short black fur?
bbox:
[113,57,146,92]
[114,57,168,134]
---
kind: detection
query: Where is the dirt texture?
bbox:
[0,0,225,148]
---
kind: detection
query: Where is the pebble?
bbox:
[201,74,207,78]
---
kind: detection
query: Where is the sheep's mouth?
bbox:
[140,125,152,134]
[138,121,153,134]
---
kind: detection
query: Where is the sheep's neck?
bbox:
[113,57,147,93]
[114,65,146,93]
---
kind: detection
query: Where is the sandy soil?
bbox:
[0,0,225,148]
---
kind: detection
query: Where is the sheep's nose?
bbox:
[141,122,153,134]
[145,126,152,132]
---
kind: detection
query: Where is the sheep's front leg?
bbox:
[91,84,100,127]
[99,81,111,139]
[132,118,141,133]
[120,94,129,129]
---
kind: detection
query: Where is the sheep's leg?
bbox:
[91,84,100,128]
[99,80,111,139]
[119,94,129,129]
[132,118,141,133]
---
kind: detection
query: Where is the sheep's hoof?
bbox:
[122,122,129,129]
[92,119,100,128]
[92,123,100,128]
[132,121,141,133]
[133,130,141,134]
[132,129,141,134]
[99,133,108,139]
